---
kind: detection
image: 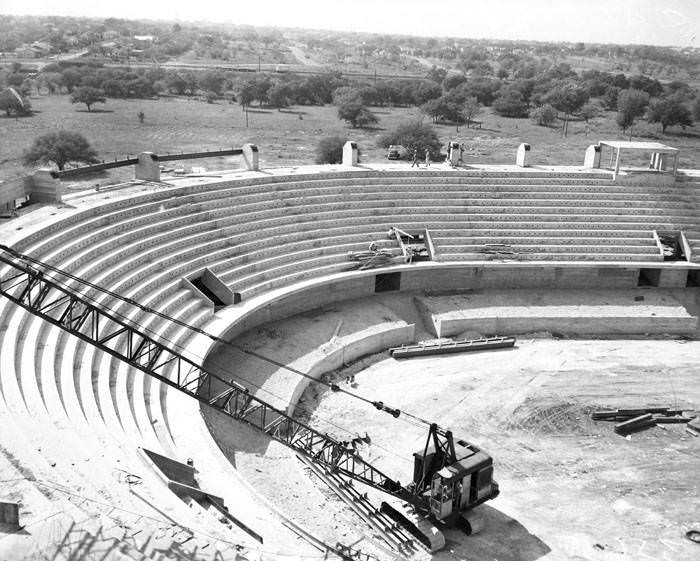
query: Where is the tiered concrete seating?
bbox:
[3,167,700,558]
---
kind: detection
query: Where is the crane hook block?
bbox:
[330,384,340,392]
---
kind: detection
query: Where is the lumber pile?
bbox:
[591,406,697,436]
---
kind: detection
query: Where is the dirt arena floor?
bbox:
[303,339,700,561]
[202,292,700,561]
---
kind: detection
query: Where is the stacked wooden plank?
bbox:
[591,407,694,435]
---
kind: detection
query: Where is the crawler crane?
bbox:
[0,245,499,552]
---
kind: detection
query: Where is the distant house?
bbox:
[99,41,119,55]
[31,41,51,53]
[14,45,46,58]
[133,35,155,48]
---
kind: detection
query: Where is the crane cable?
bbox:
[0,244,434,430]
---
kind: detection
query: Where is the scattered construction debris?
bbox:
[478,244,518,257]
[389,336,515,359]
[347,244,396,270]
[388,227,434,263]
[591,407,695,435]
[687,416,700,437]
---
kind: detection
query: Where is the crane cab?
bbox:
[428,450,497,521]
[413,434,499,524]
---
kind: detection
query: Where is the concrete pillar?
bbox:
[657,153,668,171]
[30,169,62,203]
[583,144,601,168]
[448,141,460,166]
[516,143,530,167]
[613,147,621,178]
[343,141,359,166]
[672,153,679,179]
[134,152,160,181]
[242,143,259,171]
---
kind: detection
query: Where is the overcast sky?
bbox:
[1,0,699,47]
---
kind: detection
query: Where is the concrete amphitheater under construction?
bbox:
[0,146,699,561]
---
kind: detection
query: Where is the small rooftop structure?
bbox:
[597,140,680,180]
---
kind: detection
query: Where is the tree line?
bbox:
[4,57,700,139]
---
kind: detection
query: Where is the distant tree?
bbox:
[616,89,650,134]
[693,97,700,121]
[61,67,82,93]
[337,97,378,128]
[268,82,293,110]
[315,136,354,164]
[378,120,441,159]
[544,83,588,120]
[602,86,621,111]
[70,86,106,111]
[579,102,601,123]
[543,82,588,136]
[166,73,188,95]
[492,87,529,118]
[237,80,256,107]
[530,104,558,127]
[23,131,99,170]
[647,95,692,133]
[427,65,448,84]
[102,78,127,98]
[459,78,502,106]
[628,74,663,97]
[152,79,168,96]
[251,76,272,106]
[442,74,467,91]
[137,111,145,123]
[181,72,198,96]
[420,96,462,123]
[199,70,226,95]
[413,80,442,105]
[335,91,378,128]
[0,88,32,117]
[461,96,482,127]
[205,91,217,103]
[7,72,27,89]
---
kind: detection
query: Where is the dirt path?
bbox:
[289,44,324,66]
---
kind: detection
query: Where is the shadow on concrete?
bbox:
[442,505,551,561]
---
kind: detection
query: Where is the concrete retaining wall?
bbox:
[286,323,415,416]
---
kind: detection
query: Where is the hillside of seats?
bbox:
[3,166,700,558]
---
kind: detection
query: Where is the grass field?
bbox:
[3,93,700,187]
